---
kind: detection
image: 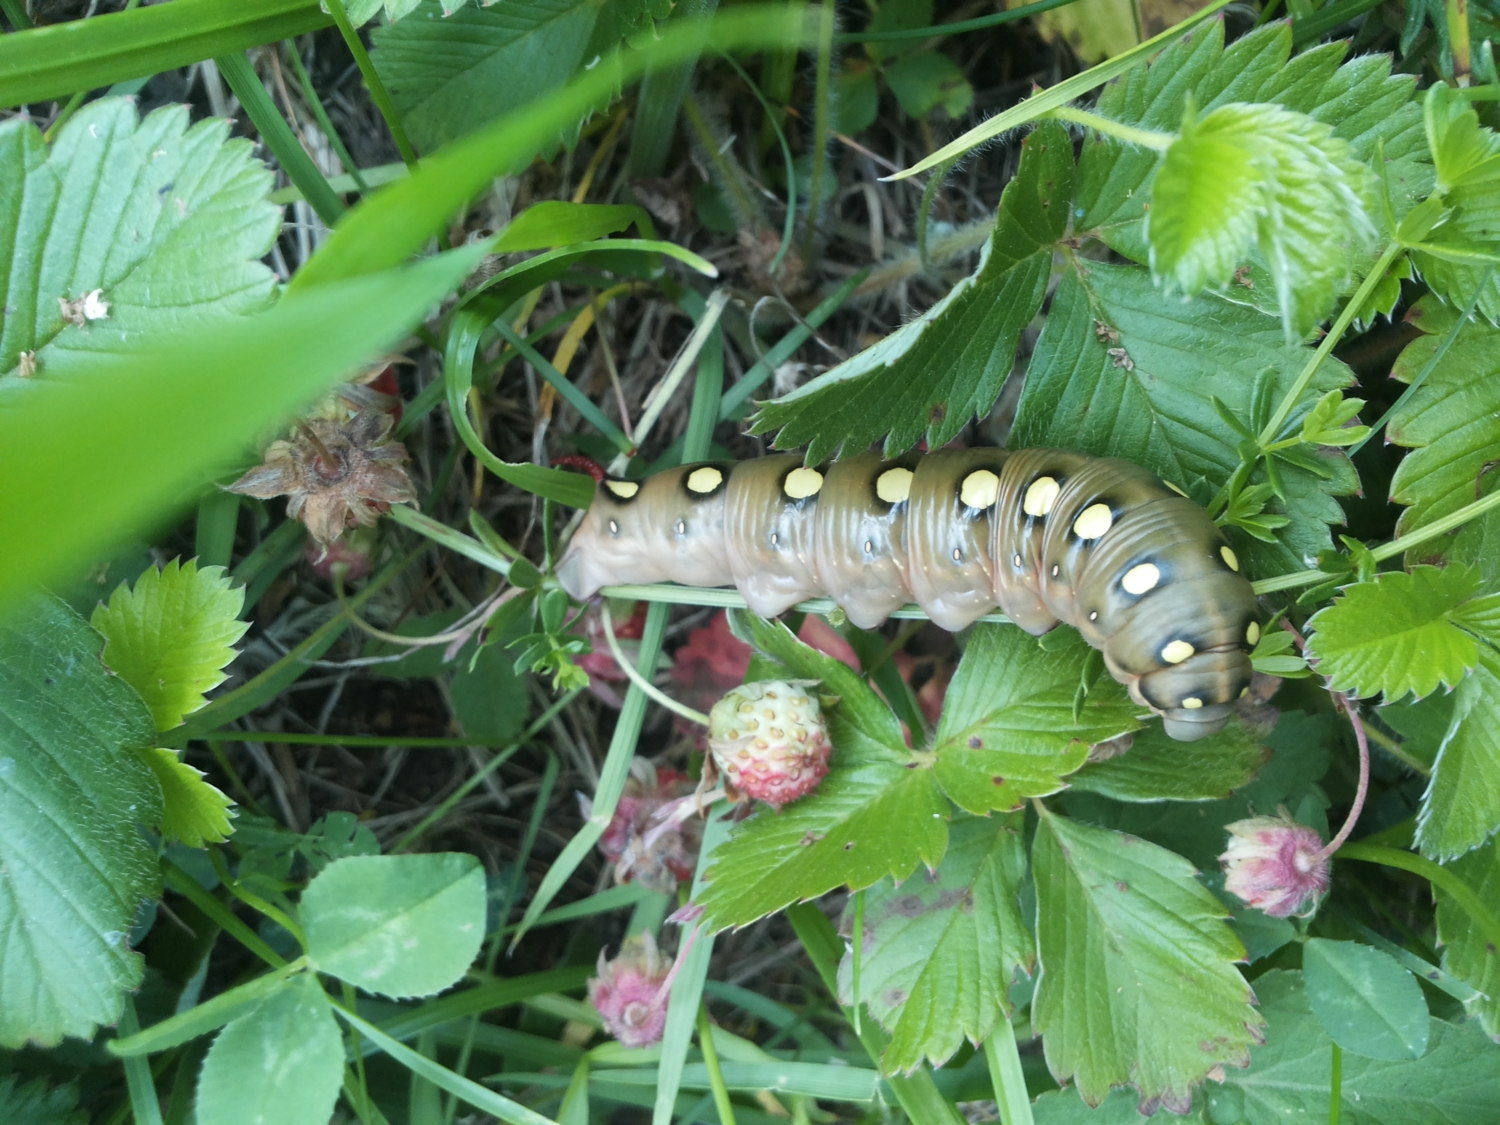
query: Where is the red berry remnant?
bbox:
[707,680,832,810]
[585,756,701,893]
[587,933,672,1048]
[1220,813,1331,918]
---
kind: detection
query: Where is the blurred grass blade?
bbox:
[0,245,486,614]
[626,0,719,178]
[0,0,331,107]
[290,3,814,291]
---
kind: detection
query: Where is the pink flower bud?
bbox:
[587,933,672,1048]
[1220,813,1330,918]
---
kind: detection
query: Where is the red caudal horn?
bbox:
[554,455,606,483]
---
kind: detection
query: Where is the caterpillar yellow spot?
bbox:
[1121,562,1161,595]
[1073,503,1113,540]
[784,466,824,499]
[604,479,640,499]
[687,466,724,493]
[876,466,914,503]
[1024,476,1060,517]
[1246,621,1261,646]
[1161,639,1195,664]
[1181,697,1204,709]
[1220,545,1240,571]
[960,469,1001,510]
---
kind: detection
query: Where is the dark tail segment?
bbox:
[558,449,1258,740]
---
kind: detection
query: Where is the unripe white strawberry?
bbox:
[707,680,831,809]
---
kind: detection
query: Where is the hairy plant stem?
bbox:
[799,0,836,263]
[1317,695,1371,861]
[1048,105,1173,149]
[323,0,418,169]
[985,1017,1036,1125]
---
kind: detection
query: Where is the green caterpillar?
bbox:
[559,449,1260,741]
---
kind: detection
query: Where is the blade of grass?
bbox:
[490,318,634,455]
[625,0,720,178]
[1336,843,1500,953]
[118,997,167,1125]
[0,0,330,107]
[195,492,240,570]
[215,49,345,227]
[284,40,370,194]
[369,967,593,1048]
[889,0,1235,180]
[323,0,418,168]
[110,961,305,1057]
[0,245,484,615]
[387,504,513,574]
[1,0,32,31]
[983,1018,1034,1125]
[837,0,1083,41]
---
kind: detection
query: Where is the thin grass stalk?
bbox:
[322,0,418,167]
[119,997,166,1125]
[284,39,371,194]
[837,0,1086,41]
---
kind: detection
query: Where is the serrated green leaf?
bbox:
[1010,260,1357,575]
[932,625,1140,814]
[1300,390,1370,446]
[197,975,344,1125]
[372,0,603,154]
[1435,837,1500,1036]
[751,120,1073,462]
[1069,721,1270,802]
[835,813,1032,1073]
[0,595,162,1048]
[0,1076,86,1125]
[1387,311,1500,539]
[1304,565,1487,701]
[1424,82,1500,192]
[1031,809,1261,1113]
[139,747,235,848]
[0,98,277,379]
[302,854,486,998]
[1078,22,1423,267]
[1415,644,1500,861]
[1148,101,1375,340]
[91,559,248,732]
[1303,938,1429,1061]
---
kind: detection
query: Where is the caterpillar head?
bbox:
[1130,645,1254,741]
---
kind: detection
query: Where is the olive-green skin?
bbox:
[557,449,1259,740]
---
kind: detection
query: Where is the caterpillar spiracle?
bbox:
[557,448,1261,741]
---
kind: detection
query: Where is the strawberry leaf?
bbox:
[1415,644,1500,861]
[1069,722,1270,803]
[139,748,235,849]
[1435,838,1500,1036]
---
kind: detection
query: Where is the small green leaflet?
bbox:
[750,121,1074,462]
[140,748,234,848]
[92,559,248,732]
[1387,306,1500,538]
[1435,839,1500,1036]
[1068,721,1270,803]
[302,854,487,998]
[1031,809,1262,1114]
[1302,938,1429,1061]
[0,596,162,1049]
[932,625,1140,814]
[1304,564,1500,701]
[1010,260,1357,576]
[0,98,278,379]
[695,617,948,931]
[835,813,1032,1073]
[1148,100,1374,341]
[1415,644,1500,861]
[196,975,344,1125]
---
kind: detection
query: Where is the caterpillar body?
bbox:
[558,449,1260,741]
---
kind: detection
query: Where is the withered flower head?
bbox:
[229,409,415,548]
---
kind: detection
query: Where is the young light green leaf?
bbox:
[139,747,235,848]
[1415,644,1500,861]
[1148,101,1375,341]
[1222,482,1292,543]
[0,595,162,1049]
[695,616,949,931]
[1435,838,1500,1036]
[1069,721,1270,802]
[1424,82,1500,192]
[0,97,278,379]
[932,625,1140,814]
[1304,565,1489,701]
[303,854,486,998]
[1387,308,1500,538]
[1031,809,1262,1114]
[1300,390,1370,446]
[835,813,1032,1073]
[1302,938,1429,1061]
[196,975,344,1125]
[91,559,248,732]
[1249,627,1312,679]
[1011,260,1358,576]
[751,121,1074,462]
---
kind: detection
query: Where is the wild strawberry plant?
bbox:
[1,1,1499,1124]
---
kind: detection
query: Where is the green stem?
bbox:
[1329,1042,1342,1125]
[1447,0,1472,84]
[43,91,86,142]
[600,602,710,725]
[284,40,371,194]
[0,0,31,30]
[698,1009,739,1125]
[208,846,306,948]
[323,0,418,168]
[1258,241,1403,446]
[203,731,515,748]
[800,0,835,262]
[1048,105,1173,149]
[836,0,1085,41]
[1336,842,1500,955]
[984,1017,1035,1125]
[120,997,166,1125]
[490,317,634,455]
[850,889,865,1037]
[916,157,957,271]
[162,858,288,969]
